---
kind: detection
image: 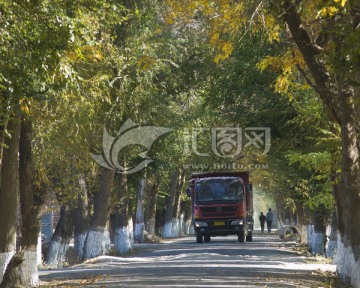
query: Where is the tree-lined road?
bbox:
[40,232,343,287]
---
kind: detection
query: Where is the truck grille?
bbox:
[200,206,237,218]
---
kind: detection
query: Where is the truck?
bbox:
[186,171,253,243]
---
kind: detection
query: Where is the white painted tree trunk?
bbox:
[114,219,134,255]
[46,240,61,267]
[128,219,134,250]
[19,250,39,287]
[179,214,185,237]
[74,232,87,261]
[326,225,337,258]
[184,219,194,235]
[135,222,144,242]
[37,233,42,265]
[163,222,172,238]
[83,230,105,260]
[46,240,69,267]
[0,251,15,283]
[134,178,146,243]
[171,218,180,237]
[307,224,325,255]
[102,230,111,254]
[189,225,195,235]
[335,238,360,287]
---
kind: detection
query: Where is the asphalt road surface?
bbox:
[40,232,346,287]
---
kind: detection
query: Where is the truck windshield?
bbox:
[195,178,243,203]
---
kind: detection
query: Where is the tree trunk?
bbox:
[74,174,90,262]
[113,174,134,255]
[294,199,310,244]
[146,183,158,236]
[163,169,179,238]
[334,88,360,285]
[275,201,285,228]
[17,114,46,287]
[0,96,9,166]
[282,1,360,284]
[0,111,20,284]
[326,212,337,258]
[172,171,185,237]
[45,205,74,267]
[134,177,146,243]
[310,206,328,256]
[83,168,114,260]
[0,251,24,288]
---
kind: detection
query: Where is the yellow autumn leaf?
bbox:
[321,7,327,16]
[94,52,103,61]
[334,0,347,7]
[321,6,339,17]
[137,56,156,70]
[328,6,339,15]
[210,33,220,44]
[20,101,30,116]
[221,41,233,56]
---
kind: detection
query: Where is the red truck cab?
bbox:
[187,171,253,243]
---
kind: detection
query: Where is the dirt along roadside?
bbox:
[39,231,350,287]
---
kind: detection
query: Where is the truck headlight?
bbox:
[231,220,244,226]
[195,221,208,227]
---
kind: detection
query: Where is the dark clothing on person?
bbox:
[266,210,273,233]
[259,214,266,233]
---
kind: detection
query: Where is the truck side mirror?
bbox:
[186,187,192,197]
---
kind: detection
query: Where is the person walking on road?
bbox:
[259,212,266,233]
[266,208,273,233]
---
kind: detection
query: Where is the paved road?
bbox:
[40,232,343,287]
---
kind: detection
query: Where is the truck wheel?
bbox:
[238,231,245,243]
[204,234,211,242]
[196,232,204,243]
[246,231,253,242]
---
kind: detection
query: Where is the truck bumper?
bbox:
[194,219,244,236]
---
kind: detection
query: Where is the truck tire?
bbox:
[246,231,253,242]
[196,232,204,243]
[204,234,211,242]
[238,231,245,243]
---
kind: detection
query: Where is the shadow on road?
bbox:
[40,232,348,287]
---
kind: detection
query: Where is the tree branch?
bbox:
[349,0,360,29]
[282,0,340,124]
[295,64,316,90]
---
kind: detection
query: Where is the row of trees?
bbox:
[0,0,359,287]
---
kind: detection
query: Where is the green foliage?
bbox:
[0,0,346,228]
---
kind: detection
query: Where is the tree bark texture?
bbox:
[113,174,134,255]
[45,205,74,267]
[0,95,10,165]
[74,175,90,262]
[83,168,114,260]
[310,206,328,256]
[172,171,185,237]
[146,183,158,236]
[163,169,179,238]
[0,111,20,284]
[18,115,46,287]
[134,177,146,243]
